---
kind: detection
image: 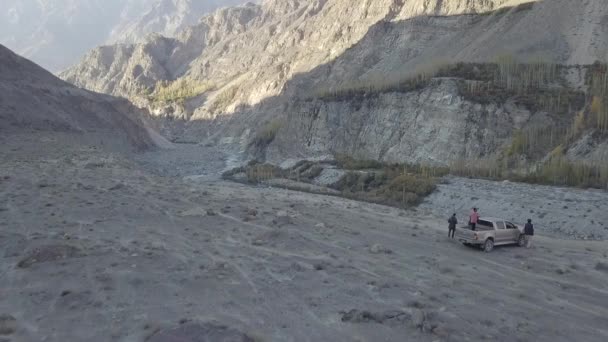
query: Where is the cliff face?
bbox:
[63,0,607,105]
[61,1,543,100]
[270,79,535,164]
[60,0,608,164]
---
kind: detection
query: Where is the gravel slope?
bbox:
[420,177,608,240]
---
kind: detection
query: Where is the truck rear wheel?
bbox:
[517,235,526,247]
[483,239,494,253]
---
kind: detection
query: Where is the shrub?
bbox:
[250,120,283,148]
[245,164,282,183]
[586,63,608,132]
[209,86,239,113]
[310,60,451,100]
[449,158,505,180]
[528,157,608,189]
[149,78,214,103]
[332,170,438,207]
[335,154,384,170]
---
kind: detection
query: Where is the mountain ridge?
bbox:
[60,0,608,173]
[0,0,251,72]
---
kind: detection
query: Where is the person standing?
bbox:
[448,213,458,239]
[469,208,479,231]
[524,219,534,248]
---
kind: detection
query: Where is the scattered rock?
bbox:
[0,315,16,335]
[17,244,81,268]
[314,223,326,229]
[595,262,608,272]
[272,214,293,227]
[369,244,392,254]
[108,183,125,191]
[247,208,258,217]
[340,309,411,325]
[313,263,326,271]
[84,162,105,169]
[146,322,254,342]
[206,209,217,216]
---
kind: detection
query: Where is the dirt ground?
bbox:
[1,133,608,342]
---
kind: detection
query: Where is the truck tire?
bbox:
[517,235,526,247]
[483,239,494,253]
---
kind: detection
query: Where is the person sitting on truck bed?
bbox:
[469,208,479,231]
[448,213,457,239]
[524,219,534,248]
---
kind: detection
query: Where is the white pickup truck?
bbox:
[454,217,526,252]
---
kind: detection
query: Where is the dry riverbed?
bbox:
[1,135,607,341]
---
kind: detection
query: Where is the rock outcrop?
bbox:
[60,0,608,163]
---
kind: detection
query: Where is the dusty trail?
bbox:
[1,135,607,342]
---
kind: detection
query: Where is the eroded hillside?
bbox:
[60,0,608,188]
[0,44,156,151]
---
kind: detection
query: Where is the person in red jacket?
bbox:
[469,207,479,231]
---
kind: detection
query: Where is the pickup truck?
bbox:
[454,217,526,252]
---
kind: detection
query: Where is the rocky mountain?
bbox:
[0,44,158,151]
[0,0,251,72]
[61,0,608,173]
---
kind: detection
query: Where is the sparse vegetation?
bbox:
[449,158,506,180]
[310,60,451,100]
[335,154,383,170]
[329,170,438,207]
[505,126,569,159]
[149,78,214,104]
[245,163,282,183]
[587,63,608,132]
[209,86,239,113]
[523,155,608,189]
[311,59,588,127]
[450,154,608,189]
[250,120,283,148]
[223,158,446,208]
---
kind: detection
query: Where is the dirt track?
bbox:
[1,134,607,342]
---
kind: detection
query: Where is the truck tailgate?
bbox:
[455,227,480,242]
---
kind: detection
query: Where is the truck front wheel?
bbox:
[483,239,494,253]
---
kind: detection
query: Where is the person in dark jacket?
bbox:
[524,219,534,248]
[448,213,457,239]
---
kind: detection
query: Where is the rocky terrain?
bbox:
[0,0,250,71]
[60,0,608,168]
[1,41,608,341]
[65,0,599,102]
[2,132,608,342]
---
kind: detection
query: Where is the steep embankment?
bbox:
[0,44,157,151]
